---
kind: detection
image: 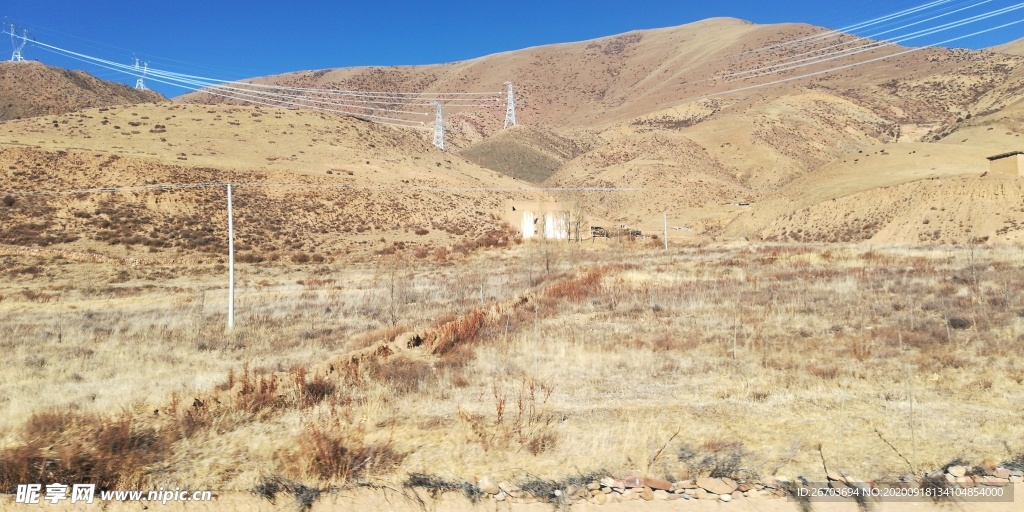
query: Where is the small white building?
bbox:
[987,151,1024,176]
[509,201,570,240]
[520,210,570,239]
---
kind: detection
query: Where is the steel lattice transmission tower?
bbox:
[432,102,445,151]
[134,58,148,90]
[9,25,27,62]
[503,81,517,129]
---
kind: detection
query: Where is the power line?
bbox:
[712,16,1024,96]
[720,2,1024,83]
[722,0,997,81]
[15,34,516,132]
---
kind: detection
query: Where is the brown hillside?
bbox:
[991,37,1024,56]
[177,18,1024,243]
[0,103,545,261]
[0,61,164,121]
[457,125,595,183]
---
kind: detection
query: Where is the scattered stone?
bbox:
[623,475,644,488]
[732,490,743,500]
[1011,470,1023,478]
[476,476,500,495]
[980,476,1010,486]
[667,493,682,501]
[994,468,1011,479]
[826,471,847,483]
[956,476,976,488]
[720,493,732,502]
[744,490,759,498]
[498,482,522,498]
[495,491,506,502]
[653,490,670,500]
[673,480,696,490]
[694,488,711,500]
[601,477,623,489]
[1009,476,1022,484]
[948,466,967,478]
[640,487,654,501]
[643,477,673,491]
[737,483,752,492]
[587,482,601,491]
[696,477,738,495]
[592,492,607,505]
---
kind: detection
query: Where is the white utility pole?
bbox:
[663,212,668,250]
[226,183,235,331]
[432,102,445,150]
[503,81,517,129]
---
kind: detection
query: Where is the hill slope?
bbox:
[177,18,1024,244]
[0,61,164,121]
[0,103,543,261]
[992,37,1024,56]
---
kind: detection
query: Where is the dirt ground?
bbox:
[2,485,1020,512]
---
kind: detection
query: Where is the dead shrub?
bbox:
[677,438,750,478]
[459,379,558,455]
[405,473,483,502]
[807,363,841,380]
[428,309,487,355]
[361,357,434,395]
[0,410,165,492]
[296,409,405,483]
[293,368,337,408]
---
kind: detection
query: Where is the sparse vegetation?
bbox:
[1,242,1023,502]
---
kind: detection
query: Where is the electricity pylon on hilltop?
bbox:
[8,24,27,62]
[432,102,445,150]
[134,57,148,90]
[503,81,516,129]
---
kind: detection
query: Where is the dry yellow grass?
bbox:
[2,241,1023,504]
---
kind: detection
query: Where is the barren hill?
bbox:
[992,37,1024,55]
[177,18,1024,244]
[0,103,543,261]
[0,61,164,121]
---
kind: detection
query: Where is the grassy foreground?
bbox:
[1,241,1023,497]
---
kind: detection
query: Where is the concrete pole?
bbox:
[227,183,235,331]
[663,212,668,250]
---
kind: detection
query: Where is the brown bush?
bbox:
[0,410,164,492]
[429,309,487,355]
[297,411,405,483]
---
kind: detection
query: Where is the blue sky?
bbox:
[4,0,1023,97]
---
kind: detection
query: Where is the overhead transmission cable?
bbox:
[721,2,1024,82]
[759,0,959,51]
[712,16,1024,96]
[20,36,508,129]
[724,0,996,80]
[26,42,431,128]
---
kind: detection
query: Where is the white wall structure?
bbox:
[543,212,570,240]
[520,210,570,240]
[522,211,537,239]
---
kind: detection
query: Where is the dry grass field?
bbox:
[2,240,1023,507]
[3,15,1024,511]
